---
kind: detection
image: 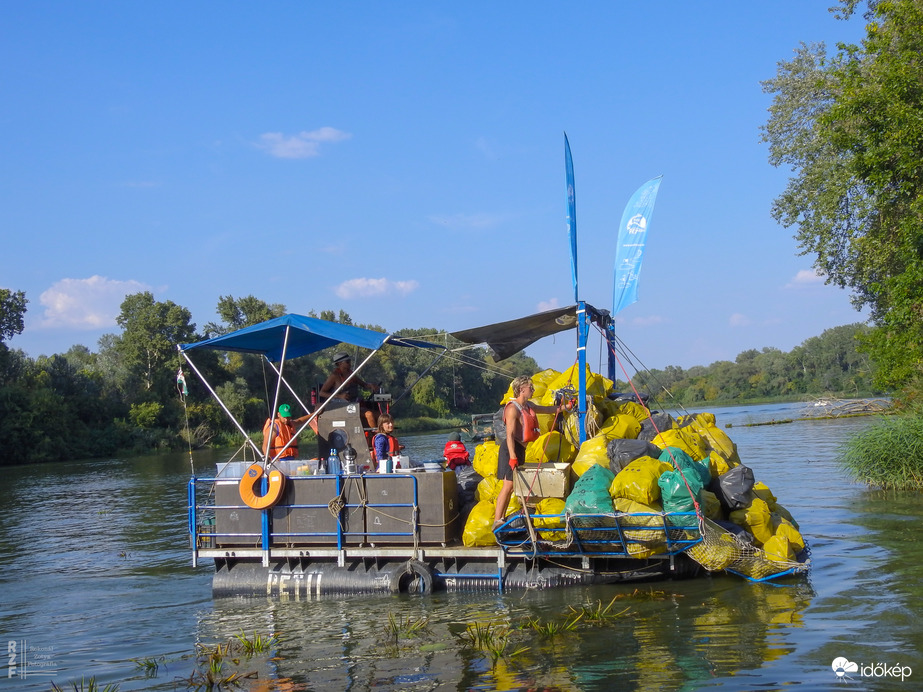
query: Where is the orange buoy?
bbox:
[239,463,287,509]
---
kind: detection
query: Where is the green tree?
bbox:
[761,0,923,392]
[205,295,286,336]
[0,288,28,342]
[114,292,197,403]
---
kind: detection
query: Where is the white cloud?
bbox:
[428,212,506,230]
[257,127,352,159]
[729,313,751,327]
[38,276,152,329]
[630,315,665,327]
[335,277,419,299]
[537,298,560,312]
[785,269,825,288]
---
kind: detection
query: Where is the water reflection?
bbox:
[194,575,815,691]
[2,408,922,690]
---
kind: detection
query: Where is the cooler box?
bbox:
[514,463,573,503]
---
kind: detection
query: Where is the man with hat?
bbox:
[262,404,311,460]
[319,351,380,428]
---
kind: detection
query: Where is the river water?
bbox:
[1,402,920,691]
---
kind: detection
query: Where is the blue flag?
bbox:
[613,176,662,315]
[564,134,578,302]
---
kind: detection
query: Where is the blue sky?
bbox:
[1,2,868,373]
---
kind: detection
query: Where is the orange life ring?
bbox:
[239,463,287,509]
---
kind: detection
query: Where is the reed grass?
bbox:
[839,412,923,490]
[457,622,528,663]
[384,612,430,639]
[50,679,119,692]
[130,656,164,677]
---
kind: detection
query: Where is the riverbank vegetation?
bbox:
[761,0,923,489]
[840,410,923,490]
[0,288,883,467]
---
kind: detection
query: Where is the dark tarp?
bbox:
[450,305,581,361]
[179,313,442,362]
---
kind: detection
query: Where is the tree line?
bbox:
[0,290,538,466]
[0,287,880,466]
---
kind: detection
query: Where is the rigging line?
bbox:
[610,330,690,417]
[596,325,704,525]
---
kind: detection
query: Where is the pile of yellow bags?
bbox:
[463,366,805,569]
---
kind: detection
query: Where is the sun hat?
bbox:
[333,351,351,364]
[278,404,292,417]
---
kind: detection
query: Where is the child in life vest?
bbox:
[373,414,404,471]
[443,431,471,471]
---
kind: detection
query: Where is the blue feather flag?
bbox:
[613,176,662,316]
[564,134,578,302]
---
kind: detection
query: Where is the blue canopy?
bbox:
[179,314,442,362]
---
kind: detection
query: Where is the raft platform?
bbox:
[188,469,704,597]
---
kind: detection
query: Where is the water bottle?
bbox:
[328,447,341,476]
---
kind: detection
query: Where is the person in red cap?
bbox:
[443,432,471,471]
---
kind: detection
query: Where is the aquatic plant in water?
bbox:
[840,412,923,490]
[457,622,528,664]
[50,679,119,692]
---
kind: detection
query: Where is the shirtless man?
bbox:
[319,351,379,428]
[494,375,567,530]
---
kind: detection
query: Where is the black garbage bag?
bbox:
[712,464,755,511]
[637,412,674,442]
[607,438,663,474]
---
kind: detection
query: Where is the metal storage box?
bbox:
[364,471,460,545]
[514,463,573,502]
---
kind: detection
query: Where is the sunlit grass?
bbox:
[457,621,528,664]
[840,412,923,490]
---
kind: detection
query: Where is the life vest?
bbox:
[263,417,298,459]
[507,400,540,444]
[371,432,400,462]
[443,440,471,470]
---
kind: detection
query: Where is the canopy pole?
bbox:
[576,301,589,445]
[178,348,263,459]
[265,325,292,464]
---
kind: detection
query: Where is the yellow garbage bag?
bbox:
[525,430,575,464]
[772,515,805,552]
[752,481,777,505]
[700,489,723,520]
[476,475,501,502]
[707,450,735,479]
[762,534,795,563]
[653,427,708,461]
[533,497,566,541]
[573,434,609,465]
[598,413,642,440]
[615,400,651,425]
[609,456,673,505]
[462,501,497,547]
[472,441,499,478]
[613,497,666,558]
[729,497,774,546]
